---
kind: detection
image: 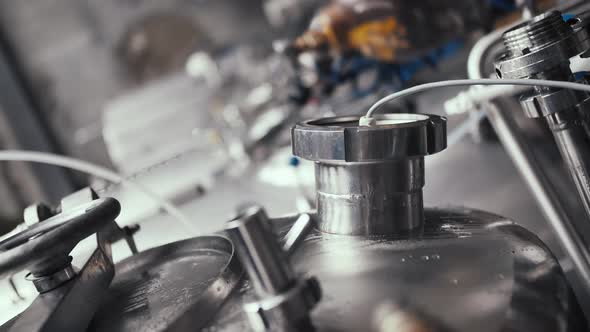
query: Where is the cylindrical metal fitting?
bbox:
[503,11,572,56]
[316,159,424,235]
[495,10,589,80]
[495,10,590,238]
[292,114,446,236]
[225,206,295,296]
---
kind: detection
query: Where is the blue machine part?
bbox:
[317,0,520,100]
[562,13,576,22]
[574,71,589,81]
[489,0,517,12]
[289,156,300,167]
[324,39,465,99]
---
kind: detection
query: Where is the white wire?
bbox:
[446,109,488,147]
[0,150,196,234]
[365,79,590,118]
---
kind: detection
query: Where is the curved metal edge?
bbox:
[487,221,588,331]
[427,206,587,330]
[152,235,244,332]
[301,114,431,129]
[0,198,120,250]
[291,114,447,162]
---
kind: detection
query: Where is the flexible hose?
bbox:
[364,78,590,119]
[0,150,196,233]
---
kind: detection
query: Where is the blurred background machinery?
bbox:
[4,0,590,330]
[0,0,576,259]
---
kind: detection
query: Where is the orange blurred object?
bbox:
[292,0,554,63]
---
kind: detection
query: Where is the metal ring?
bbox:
[291,114,446,162]
[25,265,77,293]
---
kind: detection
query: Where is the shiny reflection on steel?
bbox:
[372,301,451,332]
[486,100,590,291]
[282,213,314,256]
[210,208,585,331]
[88,235,242,332]
[225,206,321,331]
[292,114,446,235]
[226,206,294,296]
[315,159,424,235]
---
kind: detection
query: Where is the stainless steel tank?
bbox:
[205,114,585,332]
[84,114,585,332]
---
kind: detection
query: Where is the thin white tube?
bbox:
[446,109,488,147]
[0,150,196,233]
[444,85,529,115]
[365,79,590,118]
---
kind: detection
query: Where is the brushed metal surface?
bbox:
[207,208,585,332]
[89,235,241,332]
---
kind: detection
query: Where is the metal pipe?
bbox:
[486,102,590,285]
[225,206,321,331]
[547,111,590,219]
[315,159,424,235]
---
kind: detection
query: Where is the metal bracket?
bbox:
[6,227,116,332]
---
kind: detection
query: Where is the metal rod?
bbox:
[225,206,295,296]
[486,101,590,286]
[547,111,590,222]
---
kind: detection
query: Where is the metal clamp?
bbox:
[520,88,583,117]
[291,114,446,162]
[25,264,76,293]
[225,205,321,331]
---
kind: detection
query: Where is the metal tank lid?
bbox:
[291,113,447,162]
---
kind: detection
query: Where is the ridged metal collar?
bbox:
[503,11,573,57]
[291,114,446,162]
[495,10,590,79]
